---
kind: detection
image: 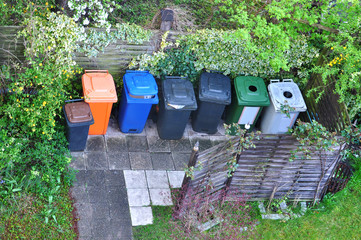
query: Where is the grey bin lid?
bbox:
[162,76,197,110]
[268,79,307,112]
[199,72,231,105]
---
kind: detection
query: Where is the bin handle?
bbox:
[125,70,149,73]
[85,70,109,74]
[209,70,223,74]
[164,76,188,80]
[282,79,294,83]
[270,79,280,83]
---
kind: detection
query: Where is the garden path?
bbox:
[69,118,227,240]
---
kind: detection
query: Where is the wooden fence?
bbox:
[0,26,182,79]
[181,135,341,204]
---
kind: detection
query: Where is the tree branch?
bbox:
[293,18,339,34]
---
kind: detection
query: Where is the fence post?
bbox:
[174,141,199,218]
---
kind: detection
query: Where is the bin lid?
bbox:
[64,102,93,123]
[162,76,197,110]
[268,79,307,112]
[235,76,270,107]
[124,70,158,97]
[82,70,118,103]
[199,72,231,105]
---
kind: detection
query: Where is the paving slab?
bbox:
[107,152,131,170]
[86,136,106,152]
[172,152,191,171]
[85,152,108,170]
[147,136,171,152]
[70,152,86,170]
[167,171,185,189]
[129,152,152,170]
[126,135,149,152]
[70,186,89,203]
[146,170,169,189]
[87,186,109,203]
[105,170,126,186]
[170,139,192,152]
[106,136,128,152]
[127,189,151,207]
[149,188,172,206]
[84,170,106,186]
[124,170,147,189]
[150,152,175,170]
[108,185,128,204]
[129,206,153,226]
[105,118,124,137]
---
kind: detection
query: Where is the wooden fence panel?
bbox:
[185,135,341,202]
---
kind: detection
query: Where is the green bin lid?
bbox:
[234,76,270,107]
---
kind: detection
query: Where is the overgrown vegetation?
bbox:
[0,10,81,238]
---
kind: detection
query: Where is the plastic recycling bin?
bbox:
[225,76,270,130]
[82,70,117,135]
[157,76,197,140]
[63,101,94,151]
[260,79,307,134]
[118,70,159,133]
[191,72,231,134]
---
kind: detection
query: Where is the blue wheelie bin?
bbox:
[118,70,159,133]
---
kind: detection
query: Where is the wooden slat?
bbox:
[184,135,340,202]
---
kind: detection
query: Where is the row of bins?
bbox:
[64,70,307,150]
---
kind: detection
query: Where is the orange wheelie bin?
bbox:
[82,70,118,135]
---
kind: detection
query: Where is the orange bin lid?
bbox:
[82,70,118,103]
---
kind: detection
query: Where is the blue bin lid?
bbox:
[123,70,158,97]
[199,72,231,105]
[162,76,197,110]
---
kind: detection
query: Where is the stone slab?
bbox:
[169,139,192,153]
[124,170,147,189]
[107,152,130,170]
[129,152,152,170]
[127,189,150,207]
[146,170,169,189]
[85,152,108,170]
[149,188,172,206]
[70,152,86,170]
[126,136,148,152]
[129,206,153,226]
[106,137,128,152]
[167,171,185,189]
[85,135,106,152]
[172,152,191,170]
[150,152,175,170]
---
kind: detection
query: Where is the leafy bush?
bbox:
[0,12,80,229]
[130,29,319,86]
[0,0,55,26]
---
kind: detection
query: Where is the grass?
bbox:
[256,165,361,239]
[0,186,77,239]
[133,163,361,240]
[133,206,174,240]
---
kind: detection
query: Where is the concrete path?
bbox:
[69,118,227,240]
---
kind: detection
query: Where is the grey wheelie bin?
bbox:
[157,76,197,140]
[191,72,231,134]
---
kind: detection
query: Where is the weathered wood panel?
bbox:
[0,26,183,79]
[185,135,341,202]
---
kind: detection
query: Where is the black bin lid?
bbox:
[162,76,197,110]
[199,72,231,105]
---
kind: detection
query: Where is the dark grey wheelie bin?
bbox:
[63,101,94,151]
[157,76,197,140]
[191,72,231,134]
